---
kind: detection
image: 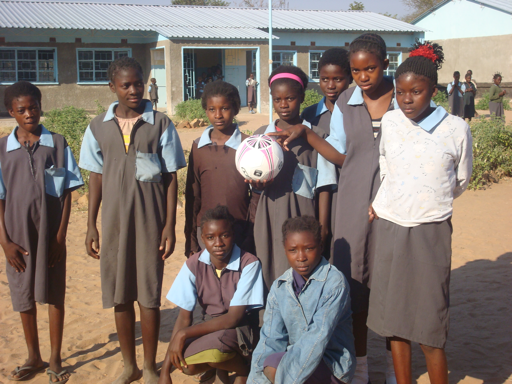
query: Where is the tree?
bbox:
[238,0,288,8]
[380,12,398,19]
[171,0,230,5]
[348,1,365,10]
[402,0,443,21]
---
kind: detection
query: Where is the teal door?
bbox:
[151,49,167,107]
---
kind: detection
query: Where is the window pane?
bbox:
[282,52,294,65]
[95,51,112,61]
[310,52,322,80]
[0,50,16,82]
[272,52,281,63]
[17,50,37,81]
[79,71,94,81]
[38,50,55,82]
[0,71,15,81]
[114,51,129,59]
[95,71,109,81]
[78,51,93,61]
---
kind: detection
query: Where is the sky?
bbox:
[14,0,411,18]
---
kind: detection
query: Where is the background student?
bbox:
[448,71,466,117]
[463,72,477,121]
[80,57,186,384]
[368,41,473,384]
[1,81,83,383]
[489,73,506,118]
[149,77,158,110]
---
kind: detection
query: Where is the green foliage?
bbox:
[94,99,107,115]
[380,12,398,18]
[432,91,450,112]
[43,106,91,192]
[241,129,253,136]
[349,1,365,10]
[300,89,323,114]
[174,99,208,122]
[475,93,512,111]
[172,0,229,5]
[469,116,512,189]
[177,149,190,202]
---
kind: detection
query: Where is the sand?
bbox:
[0,111,511,384]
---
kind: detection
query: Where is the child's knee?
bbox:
[420,343,444,356]
[263,366,276,383]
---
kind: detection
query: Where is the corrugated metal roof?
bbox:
[412,0,511,24]
[0,1,425,39]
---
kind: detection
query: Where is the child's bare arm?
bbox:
[0,199,28,272]
[49,191,71,267]
[318,187,331,248]
[161,172,178,260]
[85,172,102,259]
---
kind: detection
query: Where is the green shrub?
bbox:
[94,99,107,115]
[469,116,512,189]
[177,149,190,202]
[475,92,512,111]
[174,99,208,121]
[44,106,91,192]
[300,89,323,114]
[432,91,450,112]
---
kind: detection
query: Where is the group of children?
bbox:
[2,33,473,384]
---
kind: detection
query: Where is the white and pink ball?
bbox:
[235,134,284,182]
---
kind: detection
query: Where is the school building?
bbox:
[411,0,512,94]
[0,1,426,115]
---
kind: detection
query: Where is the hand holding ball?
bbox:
[235,135,284,182]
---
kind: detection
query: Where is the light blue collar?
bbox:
[197,125,242,150]
[263,119,311,134]
[415,106,448,132]
[198,244,242,271]
[315,97,329,117]
[103,100,155,125]
[278,257,330,286]
[7,124,53,152]
[347,76,395,106]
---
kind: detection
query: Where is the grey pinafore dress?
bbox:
[253,121,325,290]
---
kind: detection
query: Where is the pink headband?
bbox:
[269,73,304,88]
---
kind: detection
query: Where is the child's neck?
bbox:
[210,253,231,270]
[276,116,302,131]
[16,125,41,146]
[115,103,144,119]
[324,98,336,113]
[362,78,394,102]
[210,123,236,146]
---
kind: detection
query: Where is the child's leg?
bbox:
[263,366,276,383]
[48,304,70,382]
[390,337,411,384]
[113,302,142,384]
[139,304,160,384]
[352,310,369,384]
[420,344,448,384]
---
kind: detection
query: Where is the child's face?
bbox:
[350,51,389,95]
[319,64,351,104]
[494,76,502,86]
[201,219,235,264]
[151,78,156,84]
[9,95,41,134]
[453,74,460,83]
[205,95,236,131]
[396,73,436,123]
[109,68,144,110]
[271,83,304,123]
[284,231,323,281]
[465,75,472,83]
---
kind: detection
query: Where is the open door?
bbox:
[151,48,166,108]
[225,49,247,107]
[183,50,196,101]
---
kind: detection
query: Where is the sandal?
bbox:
[46,369,70,384]
[9,363,49,381]
[193,368,216,383]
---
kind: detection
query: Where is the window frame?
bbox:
[76,48,132,84]
[385,52,402,77]
[0,47,59,85]
[308,50,325,83]
[271,50,297,71]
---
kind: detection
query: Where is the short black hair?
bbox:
[200,205,235,231]
[268,65,309,96]
[4,81,42,110]
[493,73,502,80]
[318,48,353,84]
[282,216,322,246]
[349,33,387,62]
[467,69,472,74]
[453,71,460,77]
[108,56,143,82]
[201,81,241,114]
[395,40,444,85]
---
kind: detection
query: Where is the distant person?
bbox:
[149,77,158,110]
[1,81,83,382]
[463,73,477,121]
[195,76,205,99]
[214,68,223,81]
[489,73,506,118]
[448,71,466,117]
[246,73,258,113]
[466,69,477,89]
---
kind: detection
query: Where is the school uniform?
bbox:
[489,84,504,117]
[253,120,326,290]
[447,81,466,117]
[368,107,473,348]
[0,126,83,312]
[167,245,264,364]
[185,125,256,256]
[149,83,158,103]
[246,78,258,106]
[79,100,186,309]
[463,82,476,119]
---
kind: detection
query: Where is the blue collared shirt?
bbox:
[0,125,83,199]
[249,258,355,384]
[447,81,466,97]
[197,124,243,150]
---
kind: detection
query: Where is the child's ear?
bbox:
[432,86,438,98]
[8,108,15,118]
[382,58,390,71]
[109,81,116,94]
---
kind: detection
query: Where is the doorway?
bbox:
[151,48,167,108]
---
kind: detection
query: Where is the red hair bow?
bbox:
[410,44,438,63]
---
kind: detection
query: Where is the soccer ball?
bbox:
[235,134,284,182]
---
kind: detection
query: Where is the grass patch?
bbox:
[174,99,208,121]
[300,89,323,114]
[475,93,512,111]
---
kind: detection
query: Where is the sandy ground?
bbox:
[0,111,511,384]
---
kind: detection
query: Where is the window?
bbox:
[309,51,324,81]
[77,49,130,83]
[0,48,57,84]
[385,53,401,77]
[272,51,295,70]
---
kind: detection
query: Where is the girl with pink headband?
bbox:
[248,65,329,296]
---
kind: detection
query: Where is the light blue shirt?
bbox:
[79,100,186,174]
[0,125,83,199]
[197,124,243,150]
[447,81,466,97]
[167,245,264,311]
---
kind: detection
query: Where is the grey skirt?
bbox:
[367,218,452,348]
[489,101,504,118]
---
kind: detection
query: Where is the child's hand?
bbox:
[49,235,66,268]
[244,178,273,191]
[2,241,28,272]
[169,331,187,372]
[160,225,176,260]
[268,124,309,151]
[321,225,330,248]
[368,204,379,223]
[85,225,100,259]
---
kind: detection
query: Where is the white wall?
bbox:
[414,0,511,40]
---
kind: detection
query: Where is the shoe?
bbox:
[9,363,48,381]
[46,369,70,384]
[193,368,216,382]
